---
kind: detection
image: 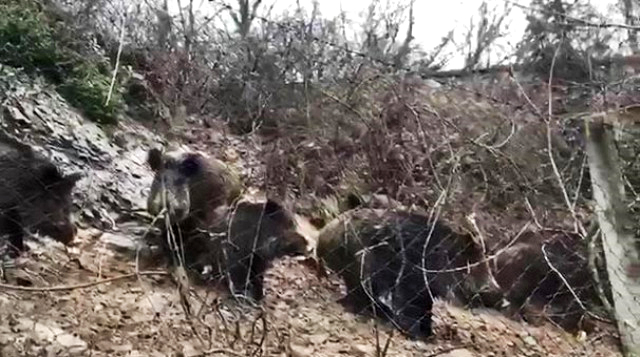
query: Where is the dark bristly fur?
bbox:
[145,145,314,302]
[493,229,612,332]
[316,208,506,339]
[0,144,81,256]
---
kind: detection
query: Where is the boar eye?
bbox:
[179,155,200,177]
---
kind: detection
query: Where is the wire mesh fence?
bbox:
[2,0,640,355]
[0,70,638,357]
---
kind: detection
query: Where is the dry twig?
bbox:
[0,271,168,292]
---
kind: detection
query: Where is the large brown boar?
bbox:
[316,208,506,339]
[493,229,611,332]
[145,145,316,302]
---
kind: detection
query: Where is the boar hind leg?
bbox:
[3,211,26,257]
[392,275,434,339]
[340,269,396,320]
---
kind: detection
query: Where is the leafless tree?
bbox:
[620,0,639,53]
[463,0,511,70]
[226,0,263,39]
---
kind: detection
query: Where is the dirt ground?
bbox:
[0,226,623,357]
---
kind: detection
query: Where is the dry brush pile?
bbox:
[264,70,591,248]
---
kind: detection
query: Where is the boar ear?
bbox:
[179,153,202,177]
[39,164,64,186]
[64,172,83,186]
[345,192,363,210]
[147,147,163,171]
[54,172,83,193]
[264,198,284,216]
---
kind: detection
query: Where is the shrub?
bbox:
[58,61,122,125]
[0,1,62,76]
[0,0,122,124]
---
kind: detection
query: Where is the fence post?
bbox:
[584,112,640,357]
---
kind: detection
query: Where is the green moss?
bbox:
[0,0,122,124]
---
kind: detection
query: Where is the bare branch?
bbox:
[510,0,640,31]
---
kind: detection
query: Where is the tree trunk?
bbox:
[622,0,639,54]
[230,0,262,39]
[394,0,414,68]
[155,0,172,49]
[584,114,640,357]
